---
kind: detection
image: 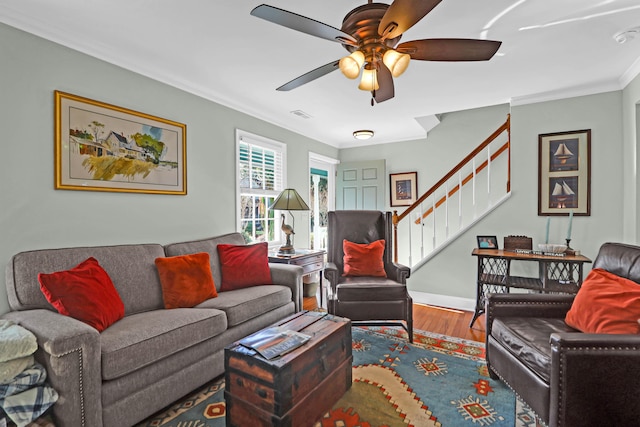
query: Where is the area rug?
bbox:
[137,326,540,427]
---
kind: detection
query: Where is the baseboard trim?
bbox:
[409,290,476,312]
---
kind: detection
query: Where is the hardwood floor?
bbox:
[303,296,486,343]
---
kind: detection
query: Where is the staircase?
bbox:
[392,115,511,269]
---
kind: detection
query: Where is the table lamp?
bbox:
[270,188,310,255]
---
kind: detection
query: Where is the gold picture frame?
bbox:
[390,171,417,207]
[538,129,590,216]
[55,91,187,195]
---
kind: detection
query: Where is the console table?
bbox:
[470,248,592,327]
[268,249,325,305]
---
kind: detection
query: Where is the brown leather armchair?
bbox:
[323,210,413,342]
[486,242,640,427]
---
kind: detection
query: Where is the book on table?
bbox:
[239,327,311,360]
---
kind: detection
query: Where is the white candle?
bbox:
[567,210,573,240]
[545,217,550,244]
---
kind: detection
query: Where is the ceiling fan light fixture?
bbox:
[353,130,374,140]
[383,49,410,77]
[358,65,379,91]
[339,50,365,79]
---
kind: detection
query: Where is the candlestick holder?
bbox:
[565,238,572,250]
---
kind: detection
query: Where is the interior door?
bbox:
[309,156,336,251]
[336,160,385,210]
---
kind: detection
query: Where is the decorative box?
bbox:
[504,235,532,251]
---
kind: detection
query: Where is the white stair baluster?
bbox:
[458,171,463,232]
[487,145,492,207]
[445,182,449,239]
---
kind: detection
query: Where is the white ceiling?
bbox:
[2,0,640,148]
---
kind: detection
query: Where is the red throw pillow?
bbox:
[38,257,124,332]
[217,242,272,291]
[155,252,218,309]
[342,239,387,277]
[565,268,640,334]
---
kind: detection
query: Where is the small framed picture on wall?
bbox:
[390,172,418,207]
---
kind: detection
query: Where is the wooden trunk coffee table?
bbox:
[224,311,352,427]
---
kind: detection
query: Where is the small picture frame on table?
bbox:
[477,235,498,249]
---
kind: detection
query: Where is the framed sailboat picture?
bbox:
[538,129,591,216]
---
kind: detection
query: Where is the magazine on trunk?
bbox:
[239,327,311,360]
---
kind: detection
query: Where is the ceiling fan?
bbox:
[251,0,502,104]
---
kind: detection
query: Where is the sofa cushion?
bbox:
[7,244,166,314]
[217,242,273,291]
[155,252,218,309]
[565,268,640,334]
[491,317,578,382]
[164,233,246,292]
[38,257,125,332]
[100,308,227,380]
[195,285,291,327]
[342,239,386,277]
[336,280,407,301]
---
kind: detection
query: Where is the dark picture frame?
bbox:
[477,235,498,249]
[390,171,418,207]
[538,129,590,216]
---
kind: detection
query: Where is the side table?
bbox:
[268,249,326,306]
[470,248,592,327]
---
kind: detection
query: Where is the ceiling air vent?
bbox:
[290,110,312,119]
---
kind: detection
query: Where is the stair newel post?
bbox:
[392,210,399,263]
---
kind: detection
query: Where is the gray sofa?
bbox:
[3,232,303,427]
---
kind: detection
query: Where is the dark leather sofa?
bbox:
[486,242,640,427]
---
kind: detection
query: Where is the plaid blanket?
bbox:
[0,364,57,427]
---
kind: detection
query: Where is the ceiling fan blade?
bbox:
[397,39,502,61]
[276,60,341,91]
[378,0,442,40]
[374,64,394,103]
[251,4,357,45]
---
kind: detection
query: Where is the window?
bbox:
[236,130,286,244]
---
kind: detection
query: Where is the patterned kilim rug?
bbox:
[137,326,540,427]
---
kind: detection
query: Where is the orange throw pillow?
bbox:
[155,252,217,309]
[217,242,273,291]
[565,268,640,334]
[38,257,125,332]
[342,239,387,277]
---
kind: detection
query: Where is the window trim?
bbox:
[235,129,287,245]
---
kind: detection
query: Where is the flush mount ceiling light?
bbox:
[251,1,502,105]
[353,130,374,140]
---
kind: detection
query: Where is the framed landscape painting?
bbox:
[538,129,590,216]
[55,91,187,195]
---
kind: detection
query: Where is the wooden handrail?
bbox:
[411,141,509,224]
[392,115,510,262]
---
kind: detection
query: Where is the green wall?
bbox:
[2,20,639,314]
[0,23,338,314]
[340,93,628,307]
